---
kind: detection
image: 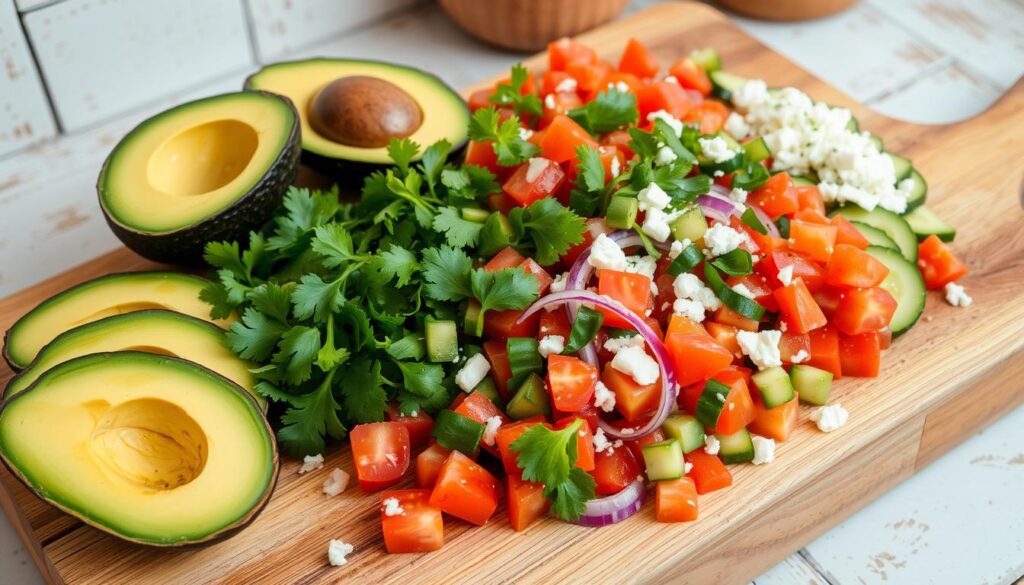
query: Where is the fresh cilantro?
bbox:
[276,369,345,457]
[387,138,420,176]
[467,107,539,166]
[511,198,586,265]
[273,326,321,385]
[489,64,543,118]
[575,145,605,192]
[418,139,451,195]
[377,245,419,287]
[441,164,500,202]
[651,118,697,166]
[432,206,483,248]
[394,361,450,414]
[511,419,596,520]
[338,357,388,423]
[710,248,754,276]
[568,88,638,134]
[468,267,540,334]
[422,246,473,302]
[227,308,288,362]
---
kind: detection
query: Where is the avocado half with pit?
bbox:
[97,91,301,264]
[245,58,469,182]
[0,352,277,546]
[4,310,262,410]
[3,271,232,370]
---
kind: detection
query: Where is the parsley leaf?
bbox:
[511,419,596,520]
[489,64,543,118]
[467,107,538,166]
[422,246,473,302]
[432,206,484,248]
[568,88,638,134]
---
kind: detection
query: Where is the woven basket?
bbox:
[717,0,858,21]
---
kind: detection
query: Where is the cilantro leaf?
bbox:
[338,358,388,423]
[227,308,288,362]
[200,282,235,321]
[267,186,341,253]
[432,206,483,248]
[203,241,247,278]
[291,274,344,323]
[511,419,595,520]
[273,326,322,385]
[471,266,540,317]
[467,107,538,166]
[246,282,293,324]
[550,467,598,521]
[568,88,638,134]
[652,118,697,166]
[575,145,606,192]
[422,246,473,302]
[419,139,451,195]
[441,164,500,202]
[387,138,420,175]
[378,244,419,287]
[519,198,586,265]
[387,332,425,361]
[277,370,345,457]
[311,224,362,269]
[395,361,450,414]
[489,64,543,118]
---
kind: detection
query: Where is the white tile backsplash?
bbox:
[0,0,57,158]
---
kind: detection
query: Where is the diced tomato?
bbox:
[832,287,897,335]
[555,417,596,471]
[667,313,708,337]
[416,441,451,489]
[622,426,666,464]
[726,272,778,312]
[774,279,828,334]
[878,327,893,350]
[748,394,799,442]
[811,284,845,319]
[483,308,539,339]
[506,474,550,531]
[351,422,411,492]
[591,444,643,496]
[380,489,444,553]
[495,71,537,96]
[602,362,661,422]
[681,100,730,134]
[429,451,501,525]
[484,247,526,272]
[454,391,509,428]
[789,219,838,263]
[712,305,760,332]
[496,419,549,475]
[541,70,575,96]
[749,173,799,219]
[548,354,599,412]
[831,215,871,249]
[684,450,732,494]
[538,309,572,340]
[839,332,881,377]
[618,38,659,78]
[536,115,598,163]
[540,90,583,128]
[665,328,734,386]
[596,269,651,328]
[792,209,830,225]
[464,139,500,175]
[704,321,742,359]
[808,325,842,379]
[656,477,699,522]
[548,37,598,71]
[483,339,513,398]
[503,157,566,206]
[778,331,811,364]
[826,244,889,288]
[567,59,613,99]
[602,129,635,160]
[520,258,554,290]
[917,235,968,290]
[600,71,642,95]
[668,58,712,96]
[555,401,601,432]
[467,88,494,111]
[710,368,756,435]
[761,249,827,292]
[385,404,434,450]
[793,185,826,215]
[487,192,518,215]
[636,80,697,119]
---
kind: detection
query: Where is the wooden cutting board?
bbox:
[1,3,1022,584]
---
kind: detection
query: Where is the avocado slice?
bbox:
[4,310,262,409]
[0,352,277,546]
[3,272,232,370]
[245,58,469,182]
[97,91,301,263]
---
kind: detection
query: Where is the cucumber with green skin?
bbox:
[851,220,900,252]
[864,245,926,336]
[830,205,918,263]
[642,439,686,480]
[717,428,755,464]
[903,205,955,242]
[790,364,833,406]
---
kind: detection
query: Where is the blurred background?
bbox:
[0,1,1021,584]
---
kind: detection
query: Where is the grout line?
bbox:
[861,55,955,106]
[236,0,261,67]
[14,0,65,15]
[14,6,65,135]
[798,549,842,585]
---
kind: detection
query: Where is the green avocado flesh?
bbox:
[3,272,233,370]
[4,310,260,409]
[0,352,277,546]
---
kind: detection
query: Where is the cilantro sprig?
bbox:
[467,107,539,166]
[511,419,597,520]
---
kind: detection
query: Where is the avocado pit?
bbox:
[308,75,424,148]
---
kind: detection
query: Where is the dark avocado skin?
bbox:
[97,91,302,265]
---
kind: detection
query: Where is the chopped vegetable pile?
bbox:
[201,37,971,554]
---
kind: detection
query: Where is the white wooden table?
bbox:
[0,1,1021,584]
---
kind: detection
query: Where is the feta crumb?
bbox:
[673,297,706,323]
[703,223,746,257]
[322,468,349,496]
[654,145,678,167]
[728,187,749,205]
[664,75,679,85]
[731,283,755,299]
[604,334,644,354]
[809,403,849,432]
[944,282,972,307]
[736,329,783,369]
[684,461,693,474]
[669,239,687,258]
[637,182,671,211]
[642,208,672,242]
[588,233,628,271]
[455,353,491,393]
[610,345,660,385]
[298,453,325,474]
[625,255,658,281]
[554,77,578,93]
[777,265,794,286]
[751,435,776,465]
[544,93,556,109]
[704,434,720,455]
[732,79,768,109]
[550,272,568,293]
[593,381,616,412]
[482,415,503,447]
[609,80,631,93]
[525,157,549,183]
[673,272,721,311]
[610,156,622,177]
[327,539,354,566]
[517,127,534,141]
[724,111,750,139]
[713,170,724,178]
[383,497,405,517]
[646,110,683,137]
[698,136,739,164]
[593,428,624,454]
[790,349,810,364]
[539,334,565,358]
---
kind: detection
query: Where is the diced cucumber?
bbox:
[709,71,747,102]
[791,175,817,187]
[662,414,706,454]
[743,137,771,162]
[885,152,913,182]
[506,337,542,388]
[479,212,515,257]
[460,207,490,223]
[433,409,484,456]
[870,134,884,151]
[671,206,708,242]
[606,195,639,229]
[688,47,722,72]
[851,220,900,252]
[903,205,955,242]
[830,206,918,262]
[463,300,484,337]
[642,438,685,480]
[751,366,795,408]
[695,379,731,429]
[472,377,505,409]
[902,168,928,212]
[717,428,754,464]
[790,364,833,406]
[845,116,860,133]
[506,373,551,420]
[425,320,458,363]
[865,245,926,336]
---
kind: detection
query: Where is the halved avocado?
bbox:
[245,58,468,182]
[4,310,262,409]
[3,272,232,370]
[98,91,301,263]
[0,352,277,546]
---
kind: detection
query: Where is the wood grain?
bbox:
[1,3,1022,584]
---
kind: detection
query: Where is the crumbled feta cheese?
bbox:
[593,381,616,413]
[791,349,810,364]
[383,497,405,516]
[703,223,746,257]
[322,468,349,496]
[525,157,549,182]
[724,111,750,139]
[777,265,794,286]
[550,272,568,293]
[455,353,491,393]
[728,187,749,205]
[669,239,686,258]
[298,453,325,474]
[673,297,706,323]
[664,75,679,85]
[731,283,755,299]
[732,79,769,109]
[944,282,972,307]
[698,136,739,164]
[673,272,721,311]
[327,539,354,566]
[713,170,724,178]
[642,208,672,242]
[736,329,783,369]
[751,435,776,465]
[646,110,683,137]
[637,182,671,211]
[482,415,503,447]
[609,80,631,93]
[610,345,660,385]
[555,77,578,93]
[588,233,628,271]
[809,403,849,432]
[604,334,644,354]
[544,93,556,109]
[538,335,566,358]
[779,321,788,332]
[704,434,720,455]
[593,427,624,454]
[654,145,678,167]
[610,156,622,178]
[625,255,658,281]
[517,127,534,141]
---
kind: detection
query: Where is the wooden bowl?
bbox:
[717,0,858,21]
[439,0,630,52]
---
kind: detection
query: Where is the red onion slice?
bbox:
[696,194,740,224]
[517,290,677,441]
[575,477,647,527]
[749,203,780,237]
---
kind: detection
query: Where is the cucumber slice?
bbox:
[472,377,505,409]
[885,152,913,182]
[870,134,884,151]
[717,428,754,464]
[751,366,795,408]
[464,300,483,336]
[902,169,928,213]
[790,364,833,406]
[606,195,639,229]
[865,245,926,336]
[479,212,516,257]
[845,116,860,133]
[506,373,551,420]
[460,207,490,223]
[433,409,484,456]
[743,137,771,162]
[830,206,918,262]
[791,175,817,187]
[689,47,722,72]
[850,221,899,252]
[662,414,706,454]
[641,438,685,480]
[903,205,955,242]
[709,71,748,102]
[425,320,458,363]
[671,206,707,242]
